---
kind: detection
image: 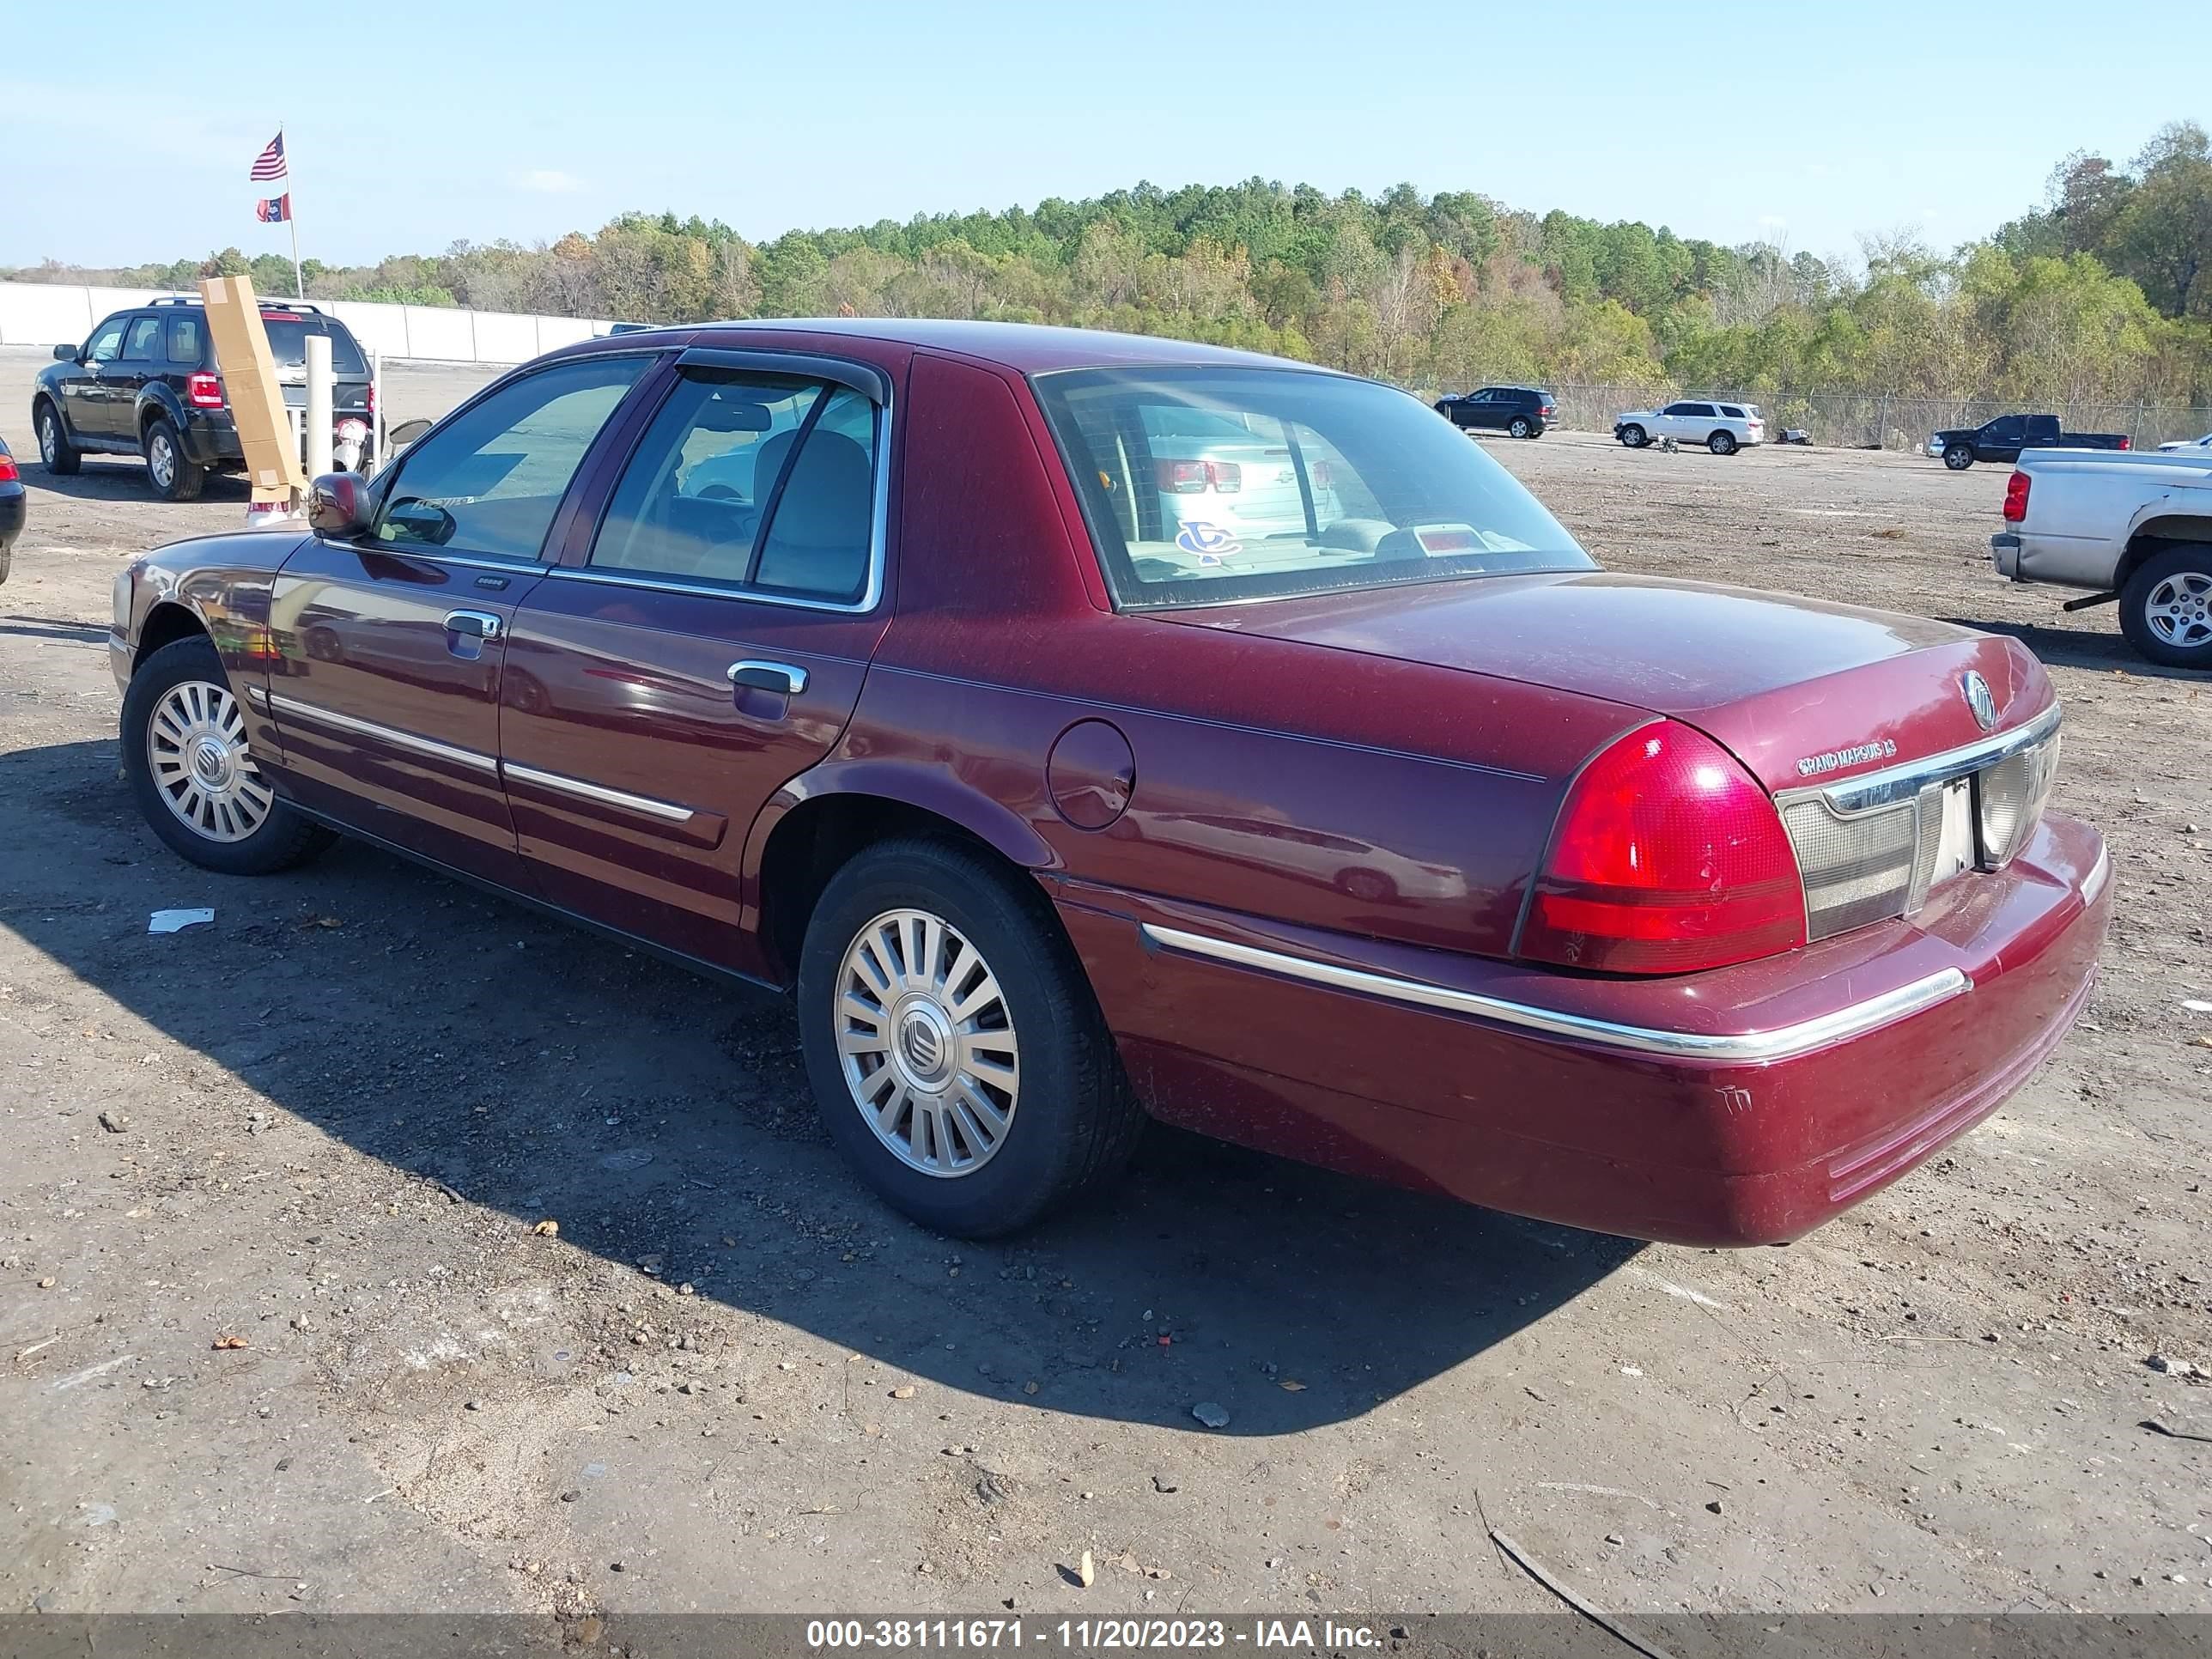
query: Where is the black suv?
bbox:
[33,298,374,501]
[1433,386,1556,439]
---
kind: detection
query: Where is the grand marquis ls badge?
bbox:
[1795,738,1897,778]
[1961,670,1998,732]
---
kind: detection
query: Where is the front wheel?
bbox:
[36,402,81,476]
[1943,444,1974,471]
[796,838,1144,1237]
[2119,544,2212,670]
[122,635,334,874]
[1708,429,1739,456]
[1508,416,1532,439]
[1618,423,1647,448]
[143,417,206,502]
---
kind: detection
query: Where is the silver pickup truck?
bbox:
[1991,447,2212,669]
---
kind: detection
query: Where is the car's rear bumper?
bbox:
[0,484,23,551]
[1057,811,2108,1246]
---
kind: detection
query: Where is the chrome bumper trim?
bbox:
[503,761,695,824]
[1779,702,2063,816]
[265,692,498,774]
[2080,842,2111,904]
[1139,923,1971,1062]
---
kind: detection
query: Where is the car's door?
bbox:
[113,314,166,440]
[65,315,129,441]
[499,348,895,976]
[1982,415,2027,458]
[263,351,659,885]
[1475,389,1510,430]
[1672,401,1717,439]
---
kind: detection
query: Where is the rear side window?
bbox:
[1719,404,1745,419]
[120,317,162,362]
[750,387,879,602]
[374,355,649,562]
[165,316,204,366]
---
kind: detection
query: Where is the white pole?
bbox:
[305,332,333,480]
[283,122,303,298]
[371,345,385,471]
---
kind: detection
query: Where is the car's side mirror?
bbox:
[52,343,78,362]
[307,471,373,538]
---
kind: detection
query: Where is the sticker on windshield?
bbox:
[1175,521,1242,561]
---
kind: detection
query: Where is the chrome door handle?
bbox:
[727,659,807,696]
[444,609,504,641]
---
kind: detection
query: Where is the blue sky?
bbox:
[3,2,2206,270]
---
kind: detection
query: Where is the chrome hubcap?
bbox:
[39,416,58,464]
[147,680,272,842]
[2146,571,2212,647]
[149,434,173,488]
[835,908,1019,1178]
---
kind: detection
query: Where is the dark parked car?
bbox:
[1931,413,2129,471]
[0,435,23,583]
[106,320,2108,1246]
[34,298,375,502]
[1435,385,1555,438]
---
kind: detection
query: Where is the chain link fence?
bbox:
[1533,386,2212,451]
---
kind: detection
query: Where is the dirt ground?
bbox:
[2,345,2207,1632]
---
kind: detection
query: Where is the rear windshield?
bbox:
[1033,367,1594,611]
[262,317,367,375]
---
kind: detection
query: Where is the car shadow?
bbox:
[26,460,252,503]
[1941,614,2200,680]
[0,613,108,644]
[1,735,1638,1434]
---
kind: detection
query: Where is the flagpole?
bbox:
[283,123,303,298]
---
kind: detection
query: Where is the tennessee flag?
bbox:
[255,194,290,223]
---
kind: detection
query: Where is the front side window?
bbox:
[84,319,126,363]
[1985,416,2025,442]
[374,354,650,562]
[592,369,880,604]
[1034,367,1593,611]
[121,317,162,362]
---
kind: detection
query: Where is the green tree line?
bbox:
[12,122,2210,406]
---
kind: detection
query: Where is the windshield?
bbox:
[1032,367,1593,610]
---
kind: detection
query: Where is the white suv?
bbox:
[1614,398,1765,454]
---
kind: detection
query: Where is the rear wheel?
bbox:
[122,635,333,874]
[2119,544,2212,670]
[1943,444,1974,471]
[796,837,1144,1237]
[1708,429,1739,456]
[143,417,205,502]
[1508,416,1533,439]
[36,401,80,476]
[1619,423,1647,448]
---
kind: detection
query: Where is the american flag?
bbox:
[249,132,287,182]
[255,194,290,224]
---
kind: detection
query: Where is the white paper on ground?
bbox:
[148,908,216,934]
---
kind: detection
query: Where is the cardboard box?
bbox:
[198,276,306,501]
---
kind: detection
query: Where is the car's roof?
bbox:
[594,317,1340,376]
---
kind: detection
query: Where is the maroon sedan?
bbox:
[107,321,2108,1244]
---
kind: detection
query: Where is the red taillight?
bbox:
[0,451,17,483]
[2118,436,2130,450]
[1519,721,1806,975]
[2002,471,2030,522]
[1154,459,1240,494]
[366,380,376,416]
[186,371,224,409]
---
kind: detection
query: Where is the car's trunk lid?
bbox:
[1158,569,2052,792]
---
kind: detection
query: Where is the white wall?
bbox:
[0,281,619,366]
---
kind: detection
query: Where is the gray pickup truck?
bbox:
[1991,448,2212,668]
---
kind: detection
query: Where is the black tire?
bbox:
[1508,416,1533,439]
[1708,429,1739,456]
[1943,444,1974,471]
[1619,423,1647,448]
[796,836,1145,1237]
[143,417,205,502]
[121,635,335,875]
[35,400,80,476]
[2118,544,2212,671]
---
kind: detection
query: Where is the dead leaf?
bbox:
[531,1219,559,1237]
[212,1335,247,1351]
[1078,1550,1095,1589]
[299,915,343,930]
[1280,1379,1307,1392]
[890,1385,915,1400]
